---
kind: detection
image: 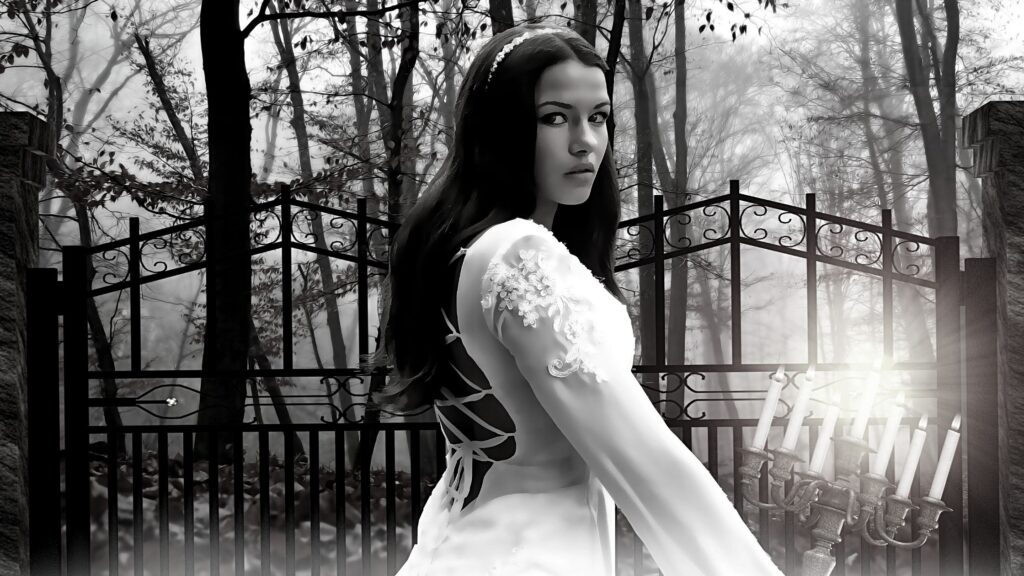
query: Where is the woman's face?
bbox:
[533,59,609,217]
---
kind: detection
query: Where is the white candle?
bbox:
[850,370,880,439]
[808,399,839,474]
[895,414,929,498]
[752,366,786,450]
[869,392,906,476]
[781,366,815,451]
[927,414,962,499]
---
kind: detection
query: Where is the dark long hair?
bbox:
[361,23,625,413]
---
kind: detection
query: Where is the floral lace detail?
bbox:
[481,233,611,384]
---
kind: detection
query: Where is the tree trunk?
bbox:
[76,201,126,453]
[257,69,284,182]
[268,0,361,465]
[489,0,514,33]
[605,0,627,150]
[358,0,424,472]
[195,0,253,461]
[249,317,306,456]
[667,0,693,416]
[342,0,388,266]
[573,0,599,46]
[627,0,660,408]
[892,0,959,237]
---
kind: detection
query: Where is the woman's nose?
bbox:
[570,122,599,154]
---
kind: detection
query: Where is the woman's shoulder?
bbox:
[487,217,566,250]
[465,217,563,257]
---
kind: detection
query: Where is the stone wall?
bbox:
[0,112,48,576]
[963,101,1024,576]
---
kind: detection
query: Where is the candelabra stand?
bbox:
[739,436,951,576]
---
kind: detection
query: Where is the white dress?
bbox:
[395,218,783,576]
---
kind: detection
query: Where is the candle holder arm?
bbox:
[739,447,780,510]
[871,496,951,550]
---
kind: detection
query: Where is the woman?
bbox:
[364,23,784,576]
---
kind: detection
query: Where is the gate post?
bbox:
[935,236,964,576]
[964,258,999,576]
[963,100,1024,575]
[63,246,90,576]
[0,111,49,575]
[27,268,60,576]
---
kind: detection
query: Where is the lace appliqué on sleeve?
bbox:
[481,243,611,384]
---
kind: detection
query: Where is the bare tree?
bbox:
[892,0,958,238]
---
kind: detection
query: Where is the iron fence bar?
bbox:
[760,471,770,551]
[834,523,845,576]
[233,430,244,576]
[278,241,389,270]
[338,429,347,576]
[133,432,144,576]
[357,197,368,360]
[654,194,665,368]
[64,246,91,576]
[794,426,816,574]
[964,257,998,576]
[935,236,964,576]
[361,428,372,575]
[87,260,206,298]
[259,430,270,576]
[159,432,170,576]
[285,430,296,575]
[309,431,320,576]
[707,427,719,482]
[107,431,118,576]
[288,197,394,228]
[386,429,397,574]
[912,467,922,575]
[738,236,939,290]
[27,267,62,576]
[282,184,293,371]
[130,218,141,372]
[209,431,220,576]
[83,416,929,433]
[806,192,818,369]
[732,426,744,521]
[882,211,894,366]
[730,180,742,365]
[620,236,729,272]
[734,192,935,247]
[85,217,207,254]
[83,367,386,379]
[629,361,940,374]
[410,430,421,546]
[184,431,195,576]
[861,535,871,576]
[886,435,897,575]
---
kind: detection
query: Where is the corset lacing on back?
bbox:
[416,245,513,562]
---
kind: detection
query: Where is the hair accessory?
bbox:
[486,28,563,87]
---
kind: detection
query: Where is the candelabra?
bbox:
[739,435,952,576]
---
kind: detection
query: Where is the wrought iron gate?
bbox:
[27,181,997,576]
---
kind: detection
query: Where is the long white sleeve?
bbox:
[479,229,783,576]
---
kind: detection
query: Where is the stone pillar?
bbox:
[963,101,1024,576]
[0,112,49,575]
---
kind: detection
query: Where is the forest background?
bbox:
[0,0,1022,497]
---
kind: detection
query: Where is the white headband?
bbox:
[486,28,563,87]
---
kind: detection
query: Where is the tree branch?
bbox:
[241,0,424,38]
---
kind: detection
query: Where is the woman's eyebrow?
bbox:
[537,100,611,109]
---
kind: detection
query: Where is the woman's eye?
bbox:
[539,111,607,125]
[540,113,567,125]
